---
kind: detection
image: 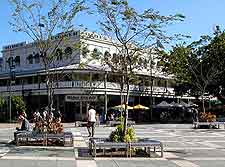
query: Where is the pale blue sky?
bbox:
[1,0,225,56]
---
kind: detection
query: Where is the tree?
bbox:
[205,30,225,103]
[94,0,185,137]
[159,32,225,112]
[10,0,87,112]
[11,96,27,116]
[0,96,26,122]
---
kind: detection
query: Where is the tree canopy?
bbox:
[159,29,225,110]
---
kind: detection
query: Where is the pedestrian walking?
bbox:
[87,105,96,137]
[192,107,199,122]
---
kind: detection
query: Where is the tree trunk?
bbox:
[150,77,153,121]
[120,75,124,120]
[46,73,54,113]
[123,79,130,137]
[202,93,205,113]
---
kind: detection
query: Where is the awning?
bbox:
[133,104,149,110]
[155,101,173,108]
[112,104,133,110]
[170,101,183,107]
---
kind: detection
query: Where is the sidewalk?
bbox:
[0,123,18,129]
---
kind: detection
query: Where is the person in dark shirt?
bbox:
[16,115,31,131]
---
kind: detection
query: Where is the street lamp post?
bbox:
[7,57,15,123]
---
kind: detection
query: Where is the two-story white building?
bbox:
[0,30,193,122]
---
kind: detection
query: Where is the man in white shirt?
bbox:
[87,105,96,137]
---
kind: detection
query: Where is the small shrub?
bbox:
[116,115,124,122]
[109,124,136,142]
[125,126,136,142]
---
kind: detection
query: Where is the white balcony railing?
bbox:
[0,80,175,95]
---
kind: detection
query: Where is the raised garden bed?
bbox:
[89,137,163,158]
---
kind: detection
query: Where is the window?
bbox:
[64,47,73,58]
[104,51,111,60]
[40,75,46,83]
[55,49,63,60]
[92,74,104,81]
[7,57,14,67]
[34,53,40,63]
[14,56,20,66]
[27,54,33,64]
[82,46,90,57]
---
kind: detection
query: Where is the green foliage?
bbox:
[159,29,225,111]
[116,115,124,122]
[109,124,136,142]
[11,96,26,114]
[159,30,225,99]
[0,97,6,108]
[124,127,136,142]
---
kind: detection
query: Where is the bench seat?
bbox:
[193,122,225,129]
[89,138,163,158]
[106,121,136,127]
[130,140,163,157]
[14,131,73,146]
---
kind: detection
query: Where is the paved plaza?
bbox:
[0,124,225,166]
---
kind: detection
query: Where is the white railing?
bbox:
[0,81,175,95]
[23,84,39,90]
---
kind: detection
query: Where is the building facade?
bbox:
[0,30,193,122]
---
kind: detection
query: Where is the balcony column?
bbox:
[88,72,92,115]
[80,101,82,120]
[38,74,41,111]
[153,96,155,105]
[104,72,108,122]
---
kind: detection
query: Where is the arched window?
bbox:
[64,47,73,58]
[27,54,33,64]
[104,51,111,61]
[14,56,20,66]
[7,57,14,67]
[92,48,102,58]
[34,53,40,63]
[55,49,63,60]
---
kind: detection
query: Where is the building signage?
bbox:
[3,42,26,50]
[65,95,97,102]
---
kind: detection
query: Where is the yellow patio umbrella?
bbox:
[133,104,149,110]
[113,104,133,110]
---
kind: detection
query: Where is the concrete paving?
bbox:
[0,123,225,166]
